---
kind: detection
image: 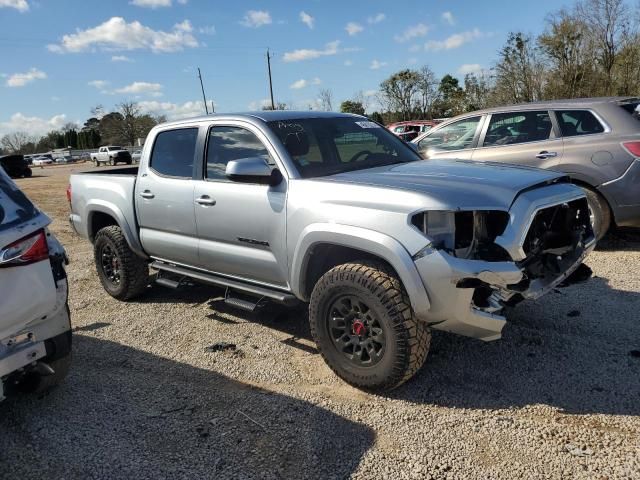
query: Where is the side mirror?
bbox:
[225,157,282,186]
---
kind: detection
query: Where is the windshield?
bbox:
[267,117,421,178]
[0,170,39,232]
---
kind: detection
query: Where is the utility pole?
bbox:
[211,100,215,114]
[266,49,275,110]
[197,67,209,115]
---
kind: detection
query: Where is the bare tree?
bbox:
[494,32,546,104]
[318,89,334,111]
[1,131,34,153]
[380,69,421,120]
[416,66,440,118]
[577,0,630,94]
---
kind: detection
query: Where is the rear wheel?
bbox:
[582,187,611,241]
[309,261,431,391]
[94,225,149,300]
[94,158,99,167]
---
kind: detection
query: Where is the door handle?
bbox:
[195,195,216,206]
[536,151,558,159]
[140,190,155,199]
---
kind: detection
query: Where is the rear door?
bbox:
[472,110,563,168]
[193,121,289,287]
[135,126,200,266]
[0,171,56,340]
[415,115,484,160]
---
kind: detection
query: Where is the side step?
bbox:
[224,288,265,312]
[155,276,181,289]
[150,260,298,306]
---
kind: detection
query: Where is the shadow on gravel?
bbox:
[596,227,640,252]
[0,335,374,480]
[393,273,640,417]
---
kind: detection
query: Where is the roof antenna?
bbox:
[198,67,209,115]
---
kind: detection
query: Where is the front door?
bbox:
[194,123,289,287]
[136,126,200,266]
[472,110,563,169]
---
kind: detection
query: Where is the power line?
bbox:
[197,67,209,115]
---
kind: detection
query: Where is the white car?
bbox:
[0,168,71,400]
[132,150,142,163]
[32,157,53,166]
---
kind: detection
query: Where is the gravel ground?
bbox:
[1,164,639,479]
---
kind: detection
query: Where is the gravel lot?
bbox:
[1,163,639,479]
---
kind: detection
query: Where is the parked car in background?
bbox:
[132,150,142,163]
[54,157,68,164]
[388,120,438,142]
[91,146,133,166]
[0,167,71,401]
[411,97,640,239]
[32,156,53,166]
[0,155,32,178]
[69,111,594,391]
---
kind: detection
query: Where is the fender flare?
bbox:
[86,199,148,259]
[290,223,430,318]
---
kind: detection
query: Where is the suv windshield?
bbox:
[268,117,420,178]
[0,170,39,232]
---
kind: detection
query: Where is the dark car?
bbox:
[0,155,32,178]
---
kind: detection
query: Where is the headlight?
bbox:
[411,210,511,260]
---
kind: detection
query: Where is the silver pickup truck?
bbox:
[69,111,595,391]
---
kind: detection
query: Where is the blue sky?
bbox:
[0,0,579,137]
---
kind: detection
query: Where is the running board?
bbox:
[150,261,298,306]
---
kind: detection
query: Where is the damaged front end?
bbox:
[411,184,595,341]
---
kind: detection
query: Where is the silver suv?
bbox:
[412,97,640,239]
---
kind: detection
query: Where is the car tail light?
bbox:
[622,141,640,158]
[0,229,49,268]
[66,183,72,204]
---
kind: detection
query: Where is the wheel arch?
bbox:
[291,224,430,318]
[86,201,147,259]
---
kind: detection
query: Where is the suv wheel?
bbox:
[582,187,611,241]
[309,261,431,391]
[109,157,115,166]
[94,225,149,300]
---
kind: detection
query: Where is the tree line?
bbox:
[338,0,639,123]
[1,101,164,155]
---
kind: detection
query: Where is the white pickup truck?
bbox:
[91,146,132,167]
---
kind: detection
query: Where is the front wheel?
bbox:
[582,187,611,241]
[94,225,149,300]
[309,261,431,391]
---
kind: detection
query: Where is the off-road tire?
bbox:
[94,225,148,300]
[583,187,611,241]
[309,260,431,391]
[23,168,32,178]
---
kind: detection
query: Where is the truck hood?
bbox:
[320,159,567,209]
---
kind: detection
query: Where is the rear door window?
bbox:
[556,110,605,137]
[483,111,552,147]
[0,170,38,232]
[149,128,198,178]
[619,102,640,121]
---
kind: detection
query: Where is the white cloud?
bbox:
[198,25,215,35]
[290,79,307,90]
[425,28,485,51]
[370,59,387,70]
[248,99,272,110]
[395,23,428,43]
[458,63,483,75]
[0,113,67,137]
[177,0,187,3]
[344,60,353,66]
[283,40,340,62]
[88,80,109,89]
[130,0,171,7]
[300,11,314,29]
[139,100,209,119]
[442,11,455,25]
[111,55,134,62]
[345,22,364,36]
[290,77,321,89]
[47,17,198,54]
[367,13,386,24]
[115,81,163,97]
[240,10,271,28]
[6,68,46,87]
[0,0,28,12]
